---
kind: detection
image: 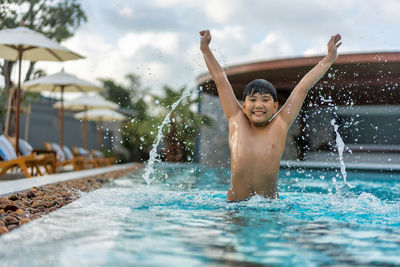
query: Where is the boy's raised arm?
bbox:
[200,30,241,119]
[277,34,342,129]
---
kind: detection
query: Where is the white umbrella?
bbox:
[54,94,119,110]
[0,25,83,152]
[23,71,102,147]
[74,109,127,150]
[0,26,83,61]
[54,94,119,148]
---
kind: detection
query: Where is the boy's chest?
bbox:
[229,123,286,157]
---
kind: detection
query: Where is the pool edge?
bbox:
[0,163,141,197]
[280,160,400,172]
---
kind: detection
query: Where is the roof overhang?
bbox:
[197,52,400,105]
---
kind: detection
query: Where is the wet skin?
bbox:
[200,29,341,202]
[227,93,283,201]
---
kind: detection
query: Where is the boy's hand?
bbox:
[200,30,211,52]
[326,34,342,63]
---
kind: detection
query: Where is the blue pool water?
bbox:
[0,164,399,266]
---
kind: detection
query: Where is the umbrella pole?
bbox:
[60,86,64,148]
[15,47,23,153]
[4,86,14,137]
[84,106,88,149]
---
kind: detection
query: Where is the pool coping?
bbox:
[0,163,138,197]
[280,160,400,172]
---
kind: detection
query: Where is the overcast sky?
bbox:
[32,0,400,95]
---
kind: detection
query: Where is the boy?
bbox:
[200,30,342,202]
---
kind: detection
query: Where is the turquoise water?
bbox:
[0,164,399,266]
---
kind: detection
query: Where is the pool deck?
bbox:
[0,163,138,197]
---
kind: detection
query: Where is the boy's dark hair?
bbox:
[242,79,277,102]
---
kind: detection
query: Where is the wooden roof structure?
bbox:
[197,52,400,106]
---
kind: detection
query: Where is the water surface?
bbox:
[0,164,399,266]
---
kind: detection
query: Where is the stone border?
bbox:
[0,163,141,235]
[0,163,138,197]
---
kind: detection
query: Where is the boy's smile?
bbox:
[242,93,279,127]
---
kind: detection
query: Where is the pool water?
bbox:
[0,164,399,266]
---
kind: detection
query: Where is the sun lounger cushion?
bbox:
[51,143,66,162]
[63,146,74,160]
[18,139,33,156]
[77,147,93,159]
[93,150,104,157]
[0,135,18,160]
[0,144,9,161]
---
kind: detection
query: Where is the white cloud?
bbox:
[150,0,185,8]
[302,47,323,57]
[118,32,179,57]
[370,0,400,23]
[244,32,294,61]
[36,32,127,87]
[34,29,190,94]
[302,36,328,57]
[210,30,294,65]
[207,25,247,66]
[150,0,240,23]
[141,61,169,83]
[203,0,239,23]
[118,5,134,18]
[211,25,245,42]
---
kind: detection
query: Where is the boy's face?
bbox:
[241,93,279,127]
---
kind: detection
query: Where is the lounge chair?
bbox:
[0,135,43,178]
[43,142,84,171]
[72,147,97,168]
[90,149,115,166]
[62,145,88,170]
[18,138,57,174]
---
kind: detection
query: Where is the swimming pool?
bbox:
[0,164,399,266]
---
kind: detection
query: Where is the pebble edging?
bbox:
[0,165,140,235]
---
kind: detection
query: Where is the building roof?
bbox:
[197,52,400,105]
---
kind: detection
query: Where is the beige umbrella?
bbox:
[54,94,119,148]
[23,71,102,147]
[0,25,84,152]
[74,109,127,150]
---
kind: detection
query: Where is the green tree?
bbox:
[155,86,212,162]
[101,75,213,163]
[100,73,144,110]
[100,74,157,162]
[101,79,132,109]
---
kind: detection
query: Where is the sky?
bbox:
[23,0,400,96]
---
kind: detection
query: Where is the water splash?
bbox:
[330,118,354,190]
[142,87,195,184]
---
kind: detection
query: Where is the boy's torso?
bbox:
[227,112,287,201]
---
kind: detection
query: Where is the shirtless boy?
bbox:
[200,30,342,202]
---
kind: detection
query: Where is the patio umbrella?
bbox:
[54,94,119,148]
[0,25,83,152]
[74,109,127,150]
[23,71,102,147]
